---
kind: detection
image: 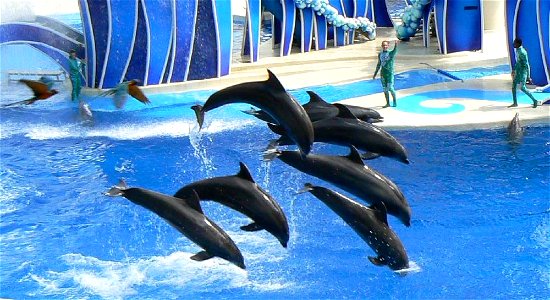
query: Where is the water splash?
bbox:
[188,119,216,177]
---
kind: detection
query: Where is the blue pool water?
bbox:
[1,72,549,299]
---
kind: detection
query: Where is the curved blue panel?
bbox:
[244,0,261,62]
[188,0,217,80]
[434,0,446,54]
[366,0,374,21]
[328,0,346,46]
[86,0,109,87]
[0,23,83,55]
[142,0,173,85]
[300,8,314,52]
[314,13,327,50]
[35,16,84,43]
[281,0,296,56]
[101,0,138,88]
[444,0,482,53]
[212,0,232,76]
[124,1,147,83]
[79,0,96,87]
[342,0,354,18]
[355,0,367,18]
[516,0,546,86]
[539,0,550,85]
[505,0,517,68]
[171,0,197,82]
[372,0,392,27]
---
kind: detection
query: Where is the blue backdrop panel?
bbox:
[539,0,550,85]
[342,0,355,44]
[366,0,375,21]
[314,12,328,50]
[506,0,549,86]
[143,0,173,85]
[328,0,346,46]
[372,0,393,27]
[171,0,197,82]
[188,0,217,80]
[124,2,147,83]
[280,0,297,56]
[79,0,96,87]
[213,0,233,75]
[244,0,261,62]
[443,0,482,53]
[35,16,84,44]
[85,0,109,88]
[300,8,314,52]
[101,0,138,88]
[0,24,82,55]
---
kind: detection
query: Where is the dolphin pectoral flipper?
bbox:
[361,152,381,160]
[105,179,128,196]
[368,256,387,266]
[240,222,263,232]
[190,251,214,261]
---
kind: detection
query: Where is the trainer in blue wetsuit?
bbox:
[68,49,85,102]
[373,40,398,107]
[510,38,538,108]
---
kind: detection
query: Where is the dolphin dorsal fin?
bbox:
[306,91,326,104]
[266,69,286,92]
[184,189,204,214]
[370,201,389,226]
[333,103,358,120]
[237,162,255,183]
[345,146,365,166]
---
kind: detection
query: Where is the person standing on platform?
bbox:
[68,49,85,102]
[373,40,399,108]
[510,38,538,108]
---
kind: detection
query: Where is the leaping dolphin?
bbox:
[264,145,412,226]
[243,90,383,123]
[105,180,246,269]
[191,69,314,156]
[268,103,409,164]
[174,162,290,248]
[300,183,409,271]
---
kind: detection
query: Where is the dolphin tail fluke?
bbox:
[263,140,281,161]
[296,183,314,194]
[105,179,128,197]
[191,105,205,129]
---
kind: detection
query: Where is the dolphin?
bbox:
[243,90,383,123]
[300,183,409,271]
[303,91,384,123]
[268,103,409,164]
[264,145,412,226]
[174,162,290,248]
[191,69,314,156]
[105,180,246,269]
[507,112,524,144]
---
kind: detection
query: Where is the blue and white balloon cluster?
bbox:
[396,0,431,40]
[293,0,377,40]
